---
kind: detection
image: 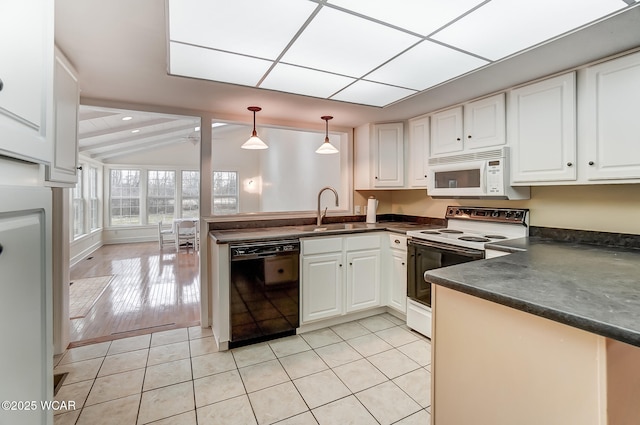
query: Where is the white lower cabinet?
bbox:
[0,186,52,425]
[301,252,343,322]
[346,250,381,312]
[387,234,407,314]
[301,234,382,324]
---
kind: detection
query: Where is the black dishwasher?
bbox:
[229,239,300,348]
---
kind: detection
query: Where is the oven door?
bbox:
[407,239,484,307]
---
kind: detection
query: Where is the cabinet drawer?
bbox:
[302,237,343,255]
[388,234,408,251]
[345,234,381,251]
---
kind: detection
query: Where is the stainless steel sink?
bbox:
[295,223,372,232]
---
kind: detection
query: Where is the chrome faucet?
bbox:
[317,186,339,226]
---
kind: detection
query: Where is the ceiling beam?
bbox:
[79,123,198,152]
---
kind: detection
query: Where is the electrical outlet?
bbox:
[355,205,361,214]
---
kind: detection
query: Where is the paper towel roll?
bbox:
[366,197,378,224]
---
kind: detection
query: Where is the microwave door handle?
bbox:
[481,162,487,193]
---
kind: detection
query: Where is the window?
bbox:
[73,167,84,238]
[110,169,141,225]
[213,171,238,215]
[181,170,200,218]
[147,170,176,224]
[88,166,99,230]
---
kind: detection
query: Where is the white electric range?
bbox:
[404,206,529,338]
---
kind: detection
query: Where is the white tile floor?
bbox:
[53,313,431,425]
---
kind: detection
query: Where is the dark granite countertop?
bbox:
[425,238,640,347]
[209,221,444,244]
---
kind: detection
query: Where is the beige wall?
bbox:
[358,184,640,235]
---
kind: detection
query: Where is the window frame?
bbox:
[109,168,142,226]
[72,166,85,239]
[212,170,239,215]
[181,170,200,219]
[146,169,177,225]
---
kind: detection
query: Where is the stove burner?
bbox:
[420,231,441,235]
[439,229,464,234]
[458,236,490,242]
[485,235,507,239]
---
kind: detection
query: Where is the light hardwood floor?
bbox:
[69,242,200,347]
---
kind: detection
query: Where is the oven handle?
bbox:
[408,239,484,259]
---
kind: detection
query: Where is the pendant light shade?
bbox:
[242,106,268,150]
[316,116,339,154]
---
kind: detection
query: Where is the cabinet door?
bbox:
[0,187,52,425]
[509,73,577,184]
[430,106,463,156]
[408,116,429,188]
[373,123,404,187]
[0,0,53,164]
[47,49,79,184]
[301,253,343,323]
[583,51,640,181]
[388,249,407,313]
[464,93,505,150]
[346,249,381,313]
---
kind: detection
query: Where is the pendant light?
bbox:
[316,116,339,154]
[241,106,268,150]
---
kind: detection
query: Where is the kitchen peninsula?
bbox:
[426,238,640,425]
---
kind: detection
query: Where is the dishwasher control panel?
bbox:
[230,240,300,258]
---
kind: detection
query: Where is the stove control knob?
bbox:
[491,211,500,218]
[505,211,513,219]
[513,211,523,219]
[448,208,455,215]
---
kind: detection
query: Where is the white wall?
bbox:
[260,128,342,212]
[211,126,261,212]
[211,125,347,214]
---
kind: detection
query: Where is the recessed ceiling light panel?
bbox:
[282,7,420,77]
[168,0,317,60]
[169,42,272,87]
[328,0,486,36]
[366,40,489,91]
[331,80,416,107]
[260,63,356,99]
[431,0,627,61]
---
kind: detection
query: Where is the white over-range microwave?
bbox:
[427,147,530,200]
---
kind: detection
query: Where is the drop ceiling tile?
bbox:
[260,64,356,99]
[168,0,317,60]
[169,42,272,87]
[366,40,489,91]
[282,6,420,78]
[328,0,486,36]
[331,80,416,107]
[431,0,628,61]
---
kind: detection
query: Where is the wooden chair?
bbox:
[175,220,198,252]
[157,220,174,249]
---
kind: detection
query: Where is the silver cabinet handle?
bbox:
[394,239,400,244]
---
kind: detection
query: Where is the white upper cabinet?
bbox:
[464,93,506,150]
[509,72,577,184]
[47,47,79,185]
[0,0,53,164]
[354,122,405,190]
[430,106,463,156]
[372,123,404,187]
[408,116,429,188]
[582,51,640,181]
[430,94,505,157]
